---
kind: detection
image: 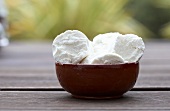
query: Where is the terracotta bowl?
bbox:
[55,62,139,99]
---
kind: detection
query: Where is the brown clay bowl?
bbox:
[55,62,139,99]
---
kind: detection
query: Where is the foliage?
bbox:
[6,0,151,40]
[153,0,170,38]
[127,0,170,39]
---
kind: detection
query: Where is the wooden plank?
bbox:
[0,91,170,110]
[136,73,170,87]
[1,72,170,88]
[0,41,170,70]
[0,42,53,70]
[1,41,170,67]
[0,73,59,88]
[1,65,170,88]
[1,64,170,74]
[1,41,170,88]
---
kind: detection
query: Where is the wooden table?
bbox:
[0,40,170,110]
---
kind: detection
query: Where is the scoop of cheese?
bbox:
[114,34,145,62]
[52,30,90,64]
[93,32,120,54]
[52,30,145,64]
[91,33,145,63]
[90,53,125,65]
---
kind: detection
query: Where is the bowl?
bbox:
[55,62,139,99]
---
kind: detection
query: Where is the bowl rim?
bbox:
[55,62,139,67]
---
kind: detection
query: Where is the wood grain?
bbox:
[1,41,170,88]
[1,72,170,88]
[1,41,170,111]
[0,91,170,110]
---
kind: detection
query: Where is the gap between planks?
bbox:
[1,87,170,91]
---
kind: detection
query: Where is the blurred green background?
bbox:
[5,0,170,40]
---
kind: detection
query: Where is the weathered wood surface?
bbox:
[0,91,170,110]
[1,41,170,88]
[1,41,170,111]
